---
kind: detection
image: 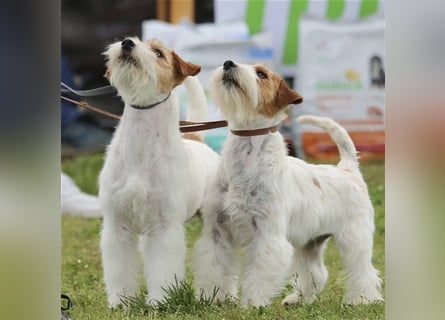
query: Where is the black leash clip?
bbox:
[61,294,73,320]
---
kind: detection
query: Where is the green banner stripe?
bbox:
[359,0,379,18]
[326,0,346,20]
[282,0,309,65]
[245,0,266,34]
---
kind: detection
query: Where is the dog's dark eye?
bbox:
[153,49,163,58]
[257,70,267,79]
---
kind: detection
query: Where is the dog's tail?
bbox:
[297,115,358,169]
[183,76,207,140]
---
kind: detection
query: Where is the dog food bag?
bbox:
[296,17,385,161]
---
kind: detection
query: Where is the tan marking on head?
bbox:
[144,39,201,92]
[182,132,204,142]
[253,64,303,118]
[276,79,303,107]
[172,51,201,85]
[145,39,175,92]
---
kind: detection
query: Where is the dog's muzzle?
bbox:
[121,39,135,52]
[223,60,236,71]
[222,60,238,87]
[119,39,137,63]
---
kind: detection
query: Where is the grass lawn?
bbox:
[62,153,385,319]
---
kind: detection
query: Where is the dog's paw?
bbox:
[282,292,301,305]
[343,294,384,305]
[108,296,123,309]
[240,297,269,308]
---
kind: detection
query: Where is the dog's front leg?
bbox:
[241,231,294,307]
[101,217,139,308]
[193,217,238,302]
[140,220,186,305]
[193,186,238,302]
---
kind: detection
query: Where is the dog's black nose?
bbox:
[223,60,236,70]
[121,39,135,51]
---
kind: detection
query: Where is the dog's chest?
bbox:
[223,136,275,178]
[101,124,189,220]
[218,136,285,243]
[224,139,266,194]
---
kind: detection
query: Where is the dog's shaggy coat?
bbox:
[99,37,219,307]
[193,61,383,307]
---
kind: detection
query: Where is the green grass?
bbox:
[62,154,385,319]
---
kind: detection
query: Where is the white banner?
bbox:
[215,0,384,78]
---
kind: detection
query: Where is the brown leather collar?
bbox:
[230,125,279,137]
[61,95,228,133]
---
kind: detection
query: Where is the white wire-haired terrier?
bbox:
[99,37,219,307]
[193,60,383,307]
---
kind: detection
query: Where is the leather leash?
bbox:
[61,95,121,120]
[61,82,228,133]
[180,120,229,133]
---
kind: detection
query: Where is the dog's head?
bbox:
[103,37,201,106]
[210,60,303,128]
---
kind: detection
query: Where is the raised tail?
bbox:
[297,115,358,168]
[183,76,208,140]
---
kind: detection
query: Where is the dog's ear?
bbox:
[172,51,201,84]
[276,80,303,107]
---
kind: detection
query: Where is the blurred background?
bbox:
[61,0,385,160]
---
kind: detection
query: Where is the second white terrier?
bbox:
[193,60,383,306]
[99,37,219,307]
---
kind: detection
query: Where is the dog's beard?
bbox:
[118,51,139,67]
[222,70,243,91]
[212,68,266,126]
[110,65,158,106]
[213,89,261,127]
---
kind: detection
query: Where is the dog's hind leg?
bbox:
[334,217,383,305]
[282,236,330,305]
[140,220,187,305]
[101,217,139,308]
